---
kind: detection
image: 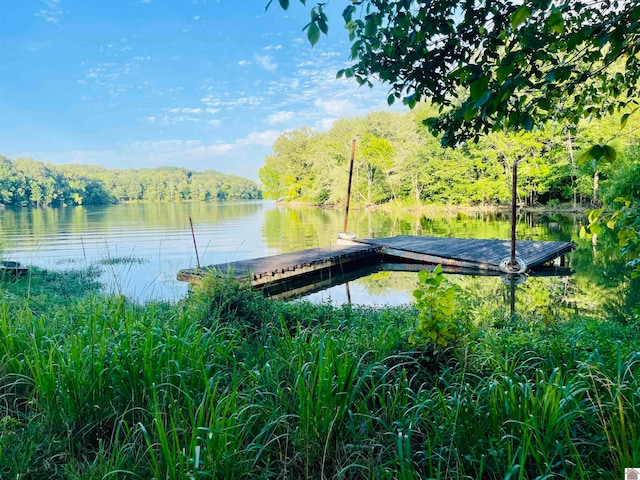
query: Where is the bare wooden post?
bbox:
[511,160,518,267]
[510,276,516,315]
[189,217,201,269]
[345,281,352,304]
[343,139,357,233]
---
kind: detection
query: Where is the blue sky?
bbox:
[0,0,399,180]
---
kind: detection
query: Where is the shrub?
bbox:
[410,265,469,351]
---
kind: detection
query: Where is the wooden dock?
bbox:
[177,235,575,288]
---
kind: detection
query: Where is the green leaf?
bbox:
[577,148,593,166]
[511,5,530,29]
[470,76,488,101]
[621,113,631,128]
[474,90,492,109]
[307,22,321,46]
[403,94,417,109]
[614,197,631,207]
[587,208,604,224]
[365,15,378,37]
[579,225,587,238]
[278,0,289,9]
[342,5,355,23]
[350,39,362,59]
[497,63,515,82]
[602,144,617,162]
[546,11,565,34]
[521,114,534,131]
[590,223,602,235]
[589,144,604,161]
[318,17,328,35]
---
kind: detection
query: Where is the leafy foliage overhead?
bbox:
[271,0,640,146]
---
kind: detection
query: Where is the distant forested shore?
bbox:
[0,156,261,207]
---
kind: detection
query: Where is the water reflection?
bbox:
[292,260,573,312]
[0,202,637,320]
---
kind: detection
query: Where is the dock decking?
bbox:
[177,235,575,288]
[177,243,382,286]
[354,235,574,271]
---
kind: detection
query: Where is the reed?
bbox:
[0,267,638,478]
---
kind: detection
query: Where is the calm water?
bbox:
[0,201,636,317]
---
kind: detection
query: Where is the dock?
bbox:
[177,235,575,288]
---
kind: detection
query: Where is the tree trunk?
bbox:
[567,133,577,209]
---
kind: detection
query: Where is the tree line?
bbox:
[0,157,261,207]
[259,104,640,208]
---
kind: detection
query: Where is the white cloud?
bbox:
[201,95,222,107]
[267,111,294,125]
[166,107,203,114]
[238,60,251,66]
[200,94,263,109]
[317,118,337,131]
[35,0,63,23]
[314,98,356,117]
[193,15,201,21]
[239,130,281,147]
[254,54,277,73]
[118,134,278,178]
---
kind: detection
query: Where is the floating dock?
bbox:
[177,235,575,288]
[354,235,573,271]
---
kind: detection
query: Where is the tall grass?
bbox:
[0,268,638,478]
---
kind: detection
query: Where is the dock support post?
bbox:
[343,139,356,234]
[500,160,526,274]
[511,160,517,267]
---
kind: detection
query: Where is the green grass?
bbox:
[0,268,639,478]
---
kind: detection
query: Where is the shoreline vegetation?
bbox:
[1,266,638,478]
[277,199,592,215]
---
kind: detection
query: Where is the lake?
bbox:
[0,201,637,317]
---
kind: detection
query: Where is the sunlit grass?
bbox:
[0,268,638,478]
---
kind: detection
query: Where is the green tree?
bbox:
[0,156,19,205]
[272,0,639,145]
[358,133,394,204]
[259,127,319,200]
